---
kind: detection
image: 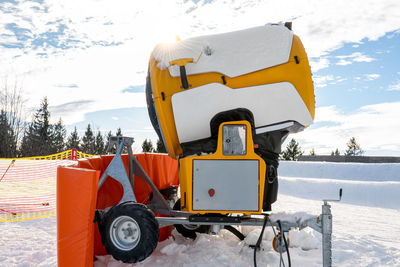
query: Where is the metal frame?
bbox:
[157,203,333,267]
[97,136,336,267]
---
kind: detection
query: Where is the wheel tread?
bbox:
[99,202,159,263]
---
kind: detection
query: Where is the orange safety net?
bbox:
[0,150,95,222]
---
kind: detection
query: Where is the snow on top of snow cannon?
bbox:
[152,23,293,78]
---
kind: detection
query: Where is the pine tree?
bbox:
[280,138,303,161]
[115,127,129,153]
[309,148,316,156]
[142,139,154,152]
[0,110,17,157]
[116,127,122,136]
[105,130,115,153]
[331,148,340,156]
[19,97,53,156]
[0,110,8,156]
[155,139,167,153]
[81,124,96,154]
[20,124,34,156]
[66,126,80,150]
[345,137,364,156]
[52,118,66,153]
[95,131,105,155]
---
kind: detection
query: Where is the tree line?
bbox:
[281,137,364,161]
[0,83,361,159]
[1,90,166,157]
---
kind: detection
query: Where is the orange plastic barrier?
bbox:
[57,167,100,267]
[57,153,179,265]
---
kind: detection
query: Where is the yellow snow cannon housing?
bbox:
[146,24,315,159]
[178,120,266,215]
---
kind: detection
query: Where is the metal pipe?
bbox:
[322,203,332,267]
[156,216,306,229]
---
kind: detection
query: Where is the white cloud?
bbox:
[313,75,334,88]
[336,76,347,83]
[310,57,330,72]
[295,102,400,155]
[352,53,376,63]
[336,52,376,66]
[337,59,352,66]
[314,105,345,123]
[364,74,380,81]
[388,81,400,91]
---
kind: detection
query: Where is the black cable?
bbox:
[253,214,268,267]
[224,225,245,241]
[268,218,284,267]
[277,220,291,267]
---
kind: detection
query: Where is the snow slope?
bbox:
[279,161,400,209]
[1,161,399,266]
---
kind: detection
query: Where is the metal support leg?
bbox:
[126,144,172,215]
[98,139,136,203]
[322,202,332,267]
[98,136,175,215]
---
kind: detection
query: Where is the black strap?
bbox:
[179,65,189,89]
[267,165,277,183]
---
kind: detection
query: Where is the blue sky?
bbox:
[1,0,400,155]
[313,33,400,111]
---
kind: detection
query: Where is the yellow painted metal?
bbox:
[169,58,194,66]
[149,34,315,159]
[178,121,266,215]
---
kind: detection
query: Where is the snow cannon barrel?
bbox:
[146,23,315,159]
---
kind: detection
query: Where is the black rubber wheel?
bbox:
[99,202,159,263]
[173,199,210,239]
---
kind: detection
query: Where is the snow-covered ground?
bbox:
[1,161,400,266]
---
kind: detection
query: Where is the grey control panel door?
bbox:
[192,159,259,211]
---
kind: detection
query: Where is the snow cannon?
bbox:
[58,24,329,266]
[146,23,315,213]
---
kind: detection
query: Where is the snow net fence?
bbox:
[0,149,95,222]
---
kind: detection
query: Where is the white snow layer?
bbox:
[1,161,400,266]
[279,161,400,209]
[152,24,292,78]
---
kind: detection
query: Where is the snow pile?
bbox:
[95,227,320,267]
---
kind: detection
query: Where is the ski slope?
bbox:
[1,161,399,266]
